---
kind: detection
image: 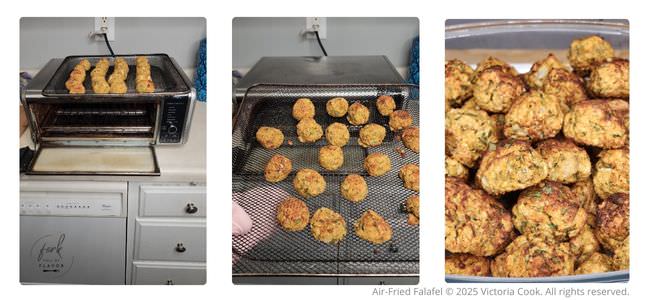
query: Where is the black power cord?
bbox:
[102,33,115,56]
[314,31,328,56]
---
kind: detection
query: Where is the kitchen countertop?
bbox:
[20,101,206,183]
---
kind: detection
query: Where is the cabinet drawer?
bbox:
[133,262,205,285]
[135,219,206,262]
[139,185,206,217]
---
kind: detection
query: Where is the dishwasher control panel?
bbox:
[20,194,123,217]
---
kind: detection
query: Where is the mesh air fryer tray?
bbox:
[232,84,419,276]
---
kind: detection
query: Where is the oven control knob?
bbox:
[168,124,178,134]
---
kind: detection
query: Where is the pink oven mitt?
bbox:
[232,201,253,236]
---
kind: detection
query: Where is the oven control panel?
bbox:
[159,97,189,144]
[20,197,123,217]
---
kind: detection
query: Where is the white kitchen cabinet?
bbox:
[132,261,206,285]
[134,219,206,262]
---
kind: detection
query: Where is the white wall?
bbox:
[232,17,419,71]
[20,17,206,70]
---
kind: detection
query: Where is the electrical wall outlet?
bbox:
[305,17,326,39]
[93,17,115,41]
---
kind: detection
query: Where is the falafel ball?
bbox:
[491,235,574,277]
[536,138,591,184]
[575,252,613,275]
[503,91,564,141]
[445,177,515,256]
[445,59,474,107]
[570,226,601,265]
[571,179,598,227]
[445,156,469,181]
[524,53,566,89]
[568,35,615,75]
[318,145,344,171]
[296,118,323,143]
[326,97,349,117]
[293,168,326,198]
[595,193,629,252]
[358,123,386,148]
[401,126,419,153]
[364,153,391,176]
[472,56,519,81]
[512,181,587,241]
[376,95,397,116]
[542,68,588,113]
[563,100,627,149]
[445,108,498,168]
[340,174,368,202]
[476,141,548,195]
[325,122,350,146]
[593,149,629,200]
[445,254,491,276]
[472,66,526,113]
[613,237,629,270]
[256,126,284,149]
[399,164,419,192]
[264,154,293,183]
[310,207,347,244]
[292,98,316,121]
[354,210,393,244]
[276,196,310,231]
[347,101,370,125]
[388,110,413,131]
[405,194,420,225]
[588,59,629,99]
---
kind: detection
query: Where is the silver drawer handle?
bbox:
[166,279,173,285]
[185,203,198,214]
[175,243,187,253]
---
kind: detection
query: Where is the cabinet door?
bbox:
[133,262,205,285]
[139,185,206,217]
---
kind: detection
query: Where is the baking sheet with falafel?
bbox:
[445,35,629,279]
[233,88,420,275]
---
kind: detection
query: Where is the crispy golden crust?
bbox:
[445,108,498,168]
[570,226,601,265]
[388,110,413,131]
[543,68,588,113]
[264,154,293,183]
[399,164,419,192]
[536,139,591,184]
[563,100,627,149]
[445,59,474,106]
[568,35,614,74]
[512,181,587,241]
[445,254,491,276]
[292,98,316,120]
[296,118,323,143]
[277,197,310,231]
[473,56,519,81]
[588,59,629,99]
[347,102,370,125]
[326,97,349,117]
[445,156,469,180]
[325,122,350,146]
[596,193,629,252]
[593,149,629,200]
[476,141,548,195]
[401,126,419,153]
[571,179,598,227]
[358,123,386,148]
[525,53,566,89]
[318,145,344,171]
[504,91,564,141]
[405,194,419,225]
[310,207,346,244]
[354,210,393,244]
[293,168,326,198]
[472,66,526,113]
[575,252,613,275]
[376,95,397,116]
[612,237,629,270]
[491,235,574,277]
[445,177,515,256]
[340,174,368,202]
[364,153,391,177]
[256,127,284,149]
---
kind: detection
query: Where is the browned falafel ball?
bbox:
[347,101,370,125]
[524,53,566,89]
[445,156,469,181]
[292,98,315,121]
[568,35,615,75]
[255,126,284,149]
[503,91,564,141]
[296,118,323,143]
[445,108,498,168]
[575,252,614,275]
[476,141,548,195]
[491,235,574,277]
[472,56,519,81]
[563,100,627,149]
[399,163,419,192]
[401,126,419,153]
[593,149,629,200]
[277,196,310,231]
[405,194,420,225]
[340,174,368,202]
[364,153,391,176]
[310,207,346,244]
[445,254,491,276]
[472,66,526,113]
[588,59,629,99]
[326,97,349,117]
[354,210,393,244]
[318,145,344,171]
[570,226,601,265]
[595,193,629,253]
[325,122,350,146]
[571,179,598,227]
[293,168,326,198]
[358,123,386,148]
[445,59,474,107]
[376,95,397,116]
[536,138,591,184]
[388,110,413,131]
[264,154,293,183]
[542,68,588,113]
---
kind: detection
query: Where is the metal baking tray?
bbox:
[445,19,629,283]
[232,84,419,278]
[42,54,190,98]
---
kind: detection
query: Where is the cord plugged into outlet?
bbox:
[304,17,327,39]
[91,17,115,41]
